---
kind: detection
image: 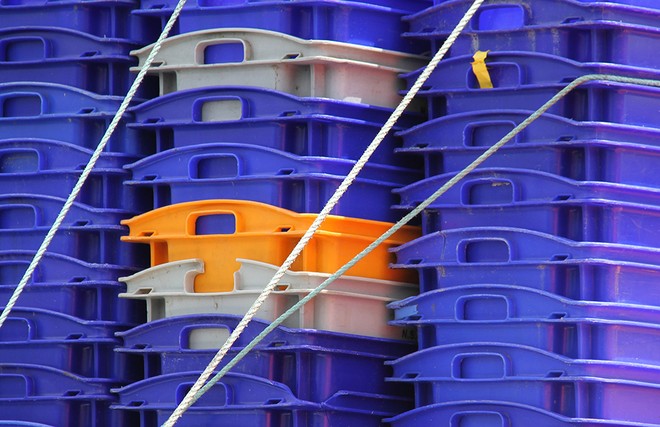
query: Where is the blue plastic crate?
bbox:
[116,315,414,400]
[0,364,118,427]
[0,224,142,266]
[125,143,419,220]
[133,0,426,54]
[389,342,660,385]
[399,109,660,149]
[395,197,660,248]
[0,169,146,212]
[407,21,660,71]
[127,86,421,163]
[0,0,158,44]
[417,81,660,128]
[117,314,414,356]
[389,374,660,423]
[403,51,660,92]
[0,27,143,97]
[0,138,137,170]
[112,372,411,427]
[390,227,660,304]
[386,401,660,427]
[408,0,660,34]
[0,282,143,323]
[396,168,660,209]
[0,83,146,155]
[0,250,137,284]
[391,285,660,325]
[399,140,660,189]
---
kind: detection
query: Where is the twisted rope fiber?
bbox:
[0,0,190,329]
[162,1,487,425]
[187,74,660,419]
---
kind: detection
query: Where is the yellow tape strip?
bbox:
[471,50,494,89]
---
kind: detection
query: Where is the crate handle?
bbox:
[448,410,507,426]
[468,62,523,90]
[463,120,518,147]
[0,204,39,229]
[0,374,31,397]
[0,148,42,173]
[180,325,231,350]
[190,153,241,179]
[472,4,526,31]
[451,352,508,379]
[192,96,248,122]
[457,238,512,263]
[455,294,511,321]
[1,317,33,341]
[460,178,515,205]
[196,39,248,65]
[0,93,45,117]
[0,36,48,62]
[176,380,231,406]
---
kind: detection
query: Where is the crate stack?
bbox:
[111,1,435,425]
[0,2,159,426]
[384,1,660,426]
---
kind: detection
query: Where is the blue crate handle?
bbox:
[387,342,660,383]
[0,364,109,398]
[389,284,660,324]
[390,227,660,267]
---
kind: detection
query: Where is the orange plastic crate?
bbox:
[121,200,421,292]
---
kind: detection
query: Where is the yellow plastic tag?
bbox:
[471,50,494,89]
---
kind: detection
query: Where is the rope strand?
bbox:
[0,0,189,328]
[162,1,486,425]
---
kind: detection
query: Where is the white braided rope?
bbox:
[161,1,486,425]
[0,0,189,329]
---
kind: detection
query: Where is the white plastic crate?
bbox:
[119,258,417,340]
[131,28,427,107]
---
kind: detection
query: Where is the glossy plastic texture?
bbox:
[0,0,157,44]
[112,371,411,427]
[121,200,421,291]
[0,27,140,96]
[0,82,145,155]
[390,227,660,303]
[128,85,420,165]
[133,0,426,53]
[407,21,660,71]
[116,315,412,400]
[386,401,660,427]
[124,143,418,221]
[417,81,660,128]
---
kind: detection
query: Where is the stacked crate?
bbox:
[385,1,660,426]
[0,1,159,426]
[111,1,433,425]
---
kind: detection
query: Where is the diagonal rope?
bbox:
[0,0,189,329]
[162,1,487,425]
[181,73,660,421]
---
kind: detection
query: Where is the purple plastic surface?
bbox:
[417,81,660,128]
[390,285,660,324]
[134,0,425,53]
[0,83,146,155]
[403,51,660,91]
[399,109,660,148]
[0,27,142,96]
[0,364,118,427]
[390,227,660,303]
[407,21,660,71]
[396,197,660,247]
[400,140,660,188]
[0,224,142,266]
[116,315,414,400]
[0,250,137,284]
[0,0,158,44]
[0,282,143,323]
[112,372,411,427]
[408,0,660,34]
